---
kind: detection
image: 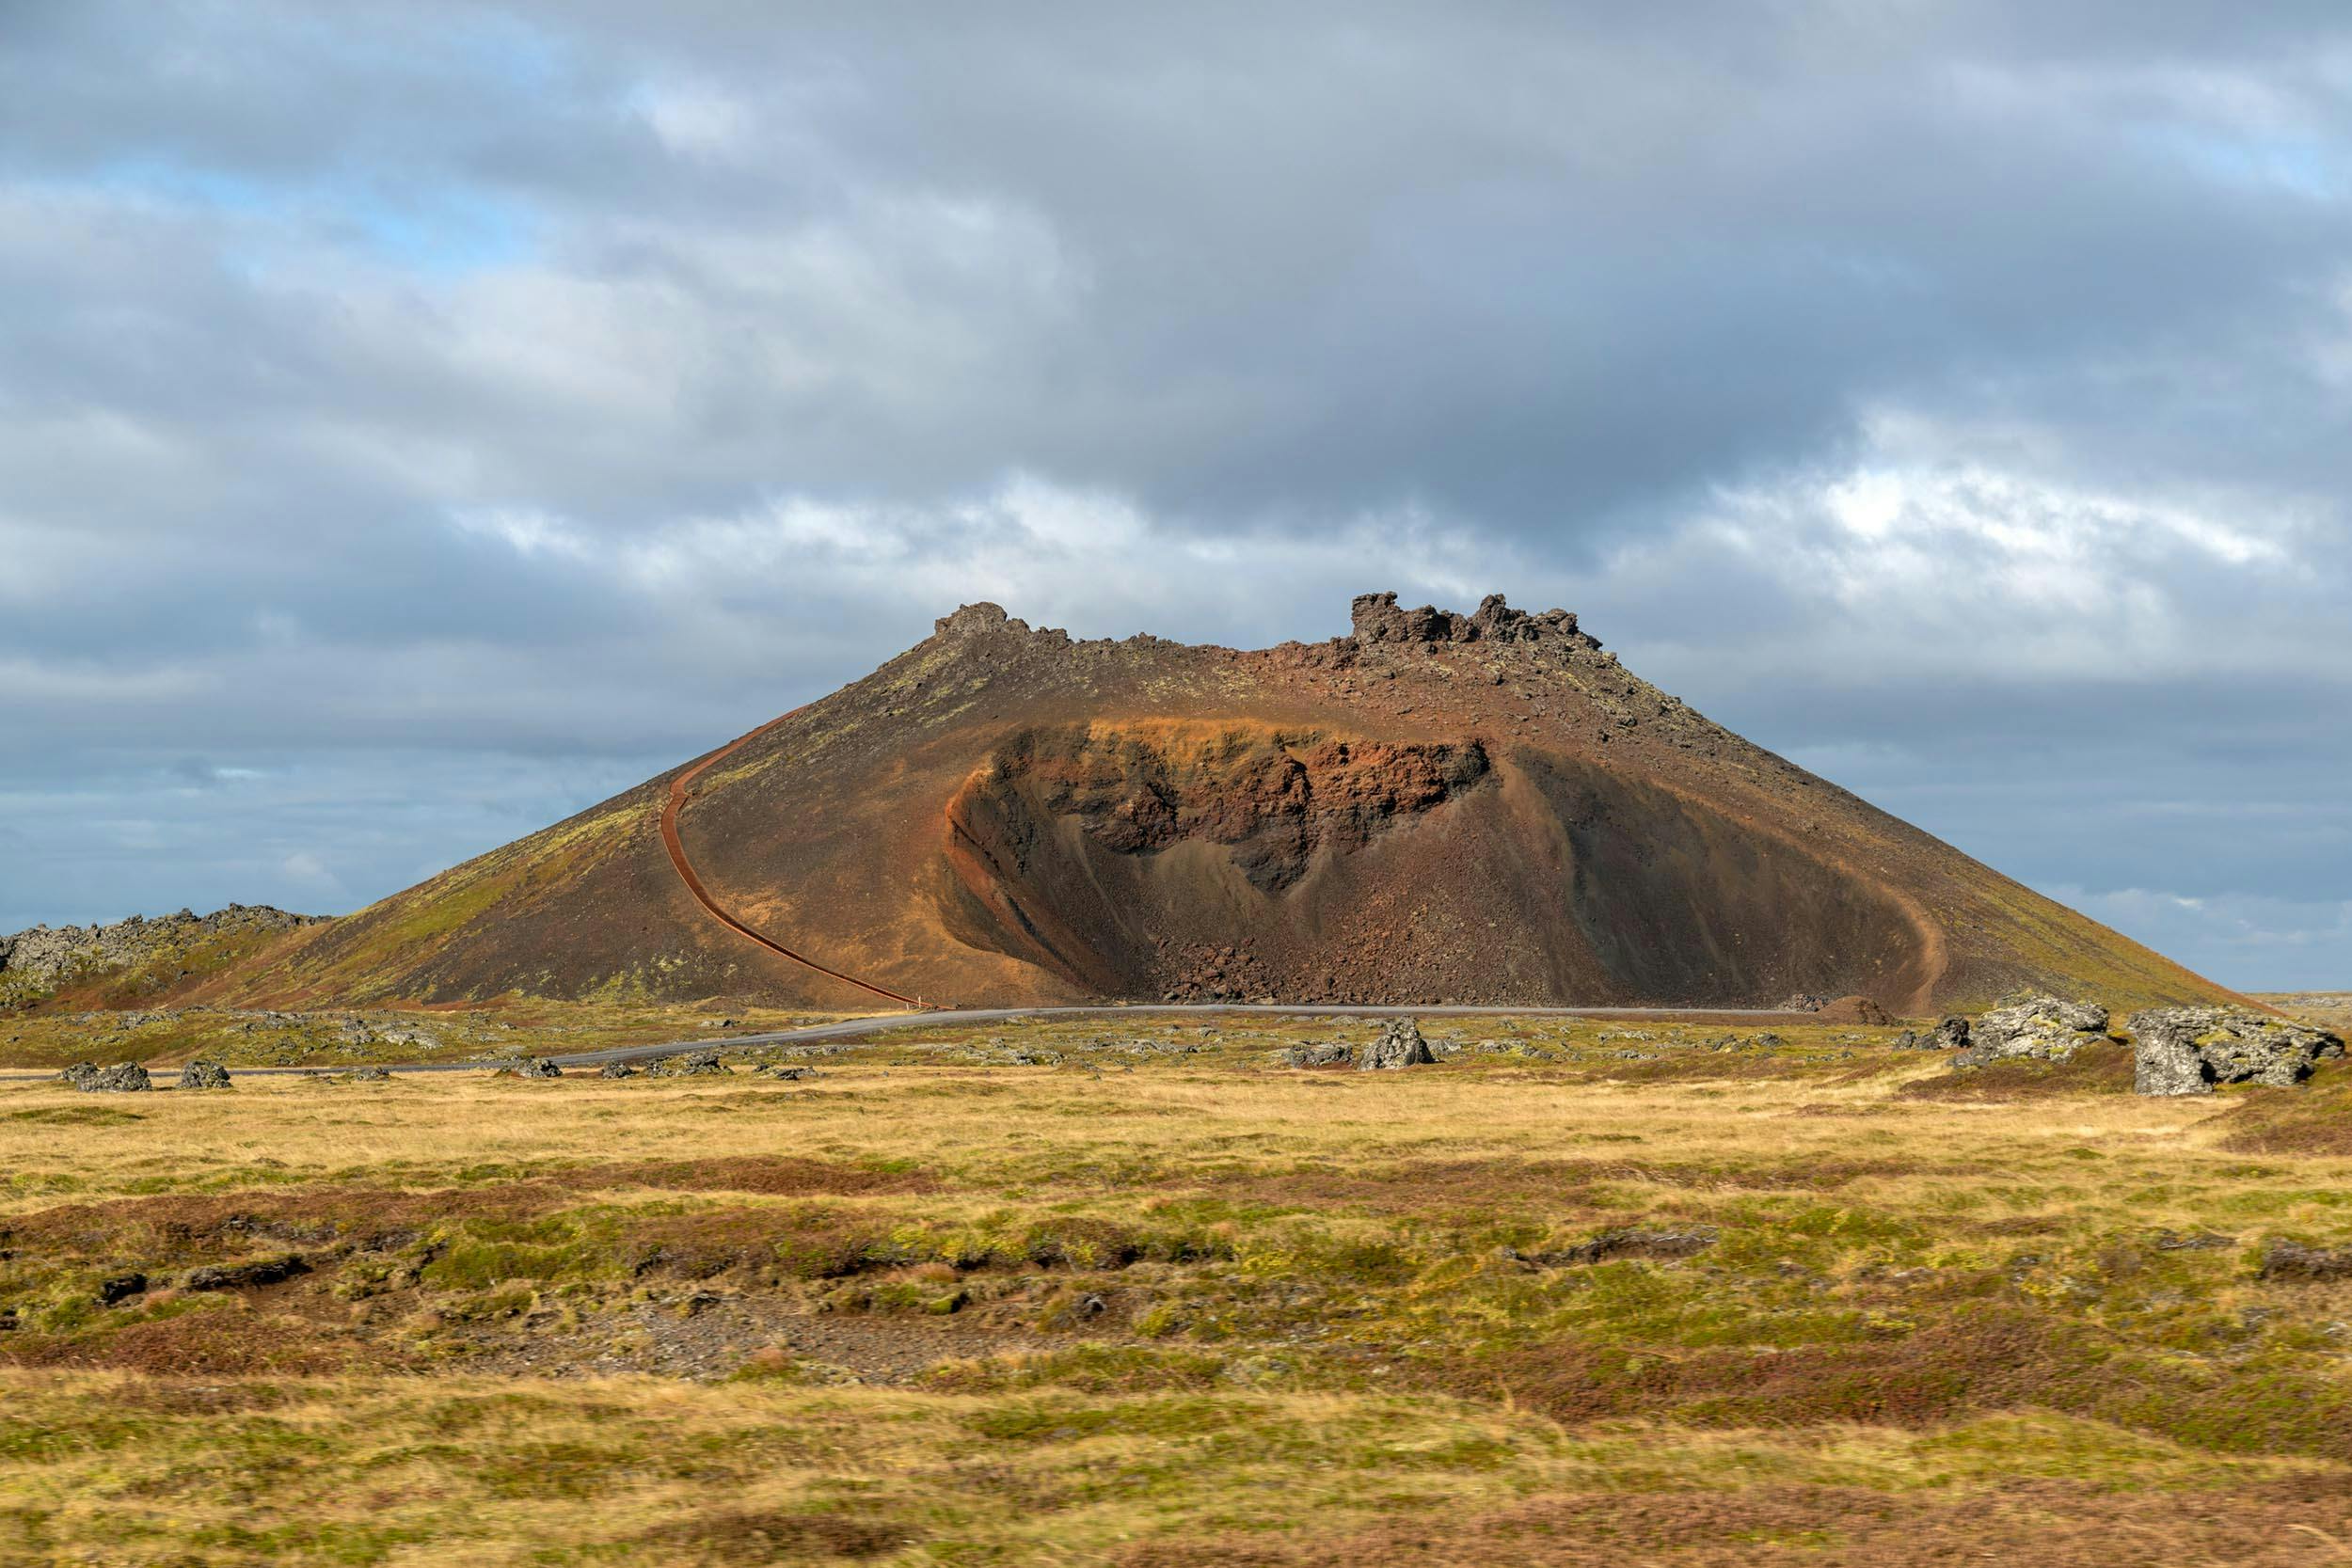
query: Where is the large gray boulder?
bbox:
[1954,996,2108,1068]
[176,1058,231,1090]
[2128,1006,2344,1097]
[1282,1040,1352,1068]
[2131,1024,2208,1098]
[1358,1018,1436,1071]
[72,1062,151,1093]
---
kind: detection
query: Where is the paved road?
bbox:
[0,1001,1805,1080]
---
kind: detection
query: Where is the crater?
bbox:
[962,722,1488,894]
[935,721,1934,1006]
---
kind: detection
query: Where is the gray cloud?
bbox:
[2,2,2346,985]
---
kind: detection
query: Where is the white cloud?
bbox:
[437,470,1524,657]
[281,849,334,883]
[453,507,594,562]
[628,79,757,159]
[1668,410,2324,681]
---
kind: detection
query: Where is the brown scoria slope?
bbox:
[221,594,2239,1014]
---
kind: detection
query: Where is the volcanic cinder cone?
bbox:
[235,594,2240,1014]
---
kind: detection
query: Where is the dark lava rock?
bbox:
[183,1254,309,1291]
[176,1058,231,1090]
[1281,1041,1353,1068]
[1894,1016,1972,1051]
[649,1049,727,1077]
[597,1061,637,1080]
[1954,996,2108,1068]
[1358,1018,1436,1071]
[2259,1239,2352,1281]
[490,1056,563,1080]
[1349,590,1586,647]
[70,1062,151,1093]
[2128,1006,2344,1097]
[97,1272,148,1305]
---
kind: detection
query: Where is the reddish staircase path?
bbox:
[659,707,926,1008]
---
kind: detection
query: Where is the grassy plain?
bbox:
[0,998,862,1071]
[2,1011,2349,1564]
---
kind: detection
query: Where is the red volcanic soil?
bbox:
[231,594,2239,1015]
[658,704,922,1007]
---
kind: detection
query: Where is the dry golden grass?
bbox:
[5,1376,2348,1566]
[0,1013,2347,1563]
[0,1022,2327,1219]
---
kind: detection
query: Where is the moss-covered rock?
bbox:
[2128,1006,2344,1097]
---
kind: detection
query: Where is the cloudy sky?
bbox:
[3,2,2347,988]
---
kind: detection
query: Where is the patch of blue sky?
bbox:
[334,182,534,277]
[2137,123,2346,201]
[74,156,291,220]
[62,154,536,278]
